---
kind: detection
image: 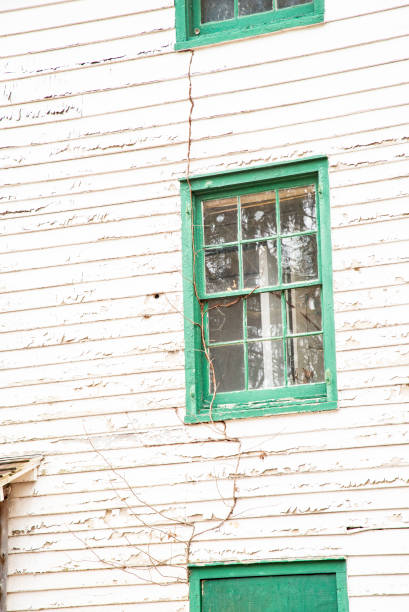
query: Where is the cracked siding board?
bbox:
[0,0,408,610]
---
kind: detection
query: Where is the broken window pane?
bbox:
[281,234,318,284]
[203,197,238,245]
[239,0,273,16]
[201,0,234,23]
[279,185,316,235]
[210,344,245,392]
[241,190,276,240]
[287,334,324,385]
[286,286,321,335]
[243,240,278,288]
[208,297,243,344]
[205,247,240,294]
[247,292,282,339]
[248,340,285,389]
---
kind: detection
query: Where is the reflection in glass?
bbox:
[281,235,318,284]
[248,340,285,389]
[201,0,234,23]
[208,297,243,344]
[205,247,239,294]
[247,292,282,339]
[239,0,273,16]
[241,190,276,240]
[203,197,237,245]
[279,185,316,234]
[243,240,278,288]
[286,286,321,335]
[210,344,245,392]
[287,334,324,385]
[277,0,311,7]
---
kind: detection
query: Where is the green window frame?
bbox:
[189,559,349,612]
[180,157,337,423]
[175,0,324,50]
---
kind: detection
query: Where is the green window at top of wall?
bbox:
[189,560,349,612]
[180,157,337,423]
[174,0,324,49]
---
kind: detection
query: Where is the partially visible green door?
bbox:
[202,573,338,611]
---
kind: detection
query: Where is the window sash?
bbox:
[174,0,324,50]
[196,177,321,299]
[180,158,337,423]
[193,0,315,34]
[196,177,324,402]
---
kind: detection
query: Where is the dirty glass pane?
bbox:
[241,191,276,240]
[208,297,243,344]
[286,286,321,335]
[201,0,234,23]
[243,240,278,288]
[203,197,238,245]
[281,235,318,284]
[277,0,312,8]
[279,185,316,234]
[205,247,239,294]
[239,0,273,16]
[248,340,285,389]
[247,292,282,339]
[210,344,245,392]
[287,334,324,385]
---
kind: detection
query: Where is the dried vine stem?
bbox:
[185,51,260,423]
[185,50,219,424]
[183,50,244,568]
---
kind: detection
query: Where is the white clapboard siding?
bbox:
[0,0,408,610]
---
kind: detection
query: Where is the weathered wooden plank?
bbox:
[0,272,183,313]
[7,509,409,554]
[0,1,174,39]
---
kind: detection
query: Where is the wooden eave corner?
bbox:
[0,455,42,501]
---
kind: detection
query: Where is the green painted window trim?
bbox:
[189,559,349,612]
[180,156,337,424]
[175,0,324,50]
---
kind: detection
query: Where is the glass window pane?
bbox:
[277,0,312,8]
[208,297,243,344]
[205,247,239,294]
[281,234,318,284]
[243,240,278,288]
[248,340,285,389]
[201,0,234,23]
[241,190,276,240]
[239,0,273,16]
[210,344,245,393]
[203,197,238,245]
[247,292,282,339]
[287,335,324,385]
[286,286,322,335]
[279,185,316,234]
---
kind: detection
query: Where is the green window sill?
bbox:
[175,0,325,50]
[185,398,337,424]
[175,13,324,50]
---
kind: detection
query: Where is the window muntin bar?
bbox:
[201,182,325,394]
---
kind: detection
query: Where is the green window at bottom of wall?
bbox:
[175,0,324,50]
[189,559,349,612]
[180,157,337,423]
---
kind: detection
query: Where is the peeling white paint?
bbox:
[0,1,408,610]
